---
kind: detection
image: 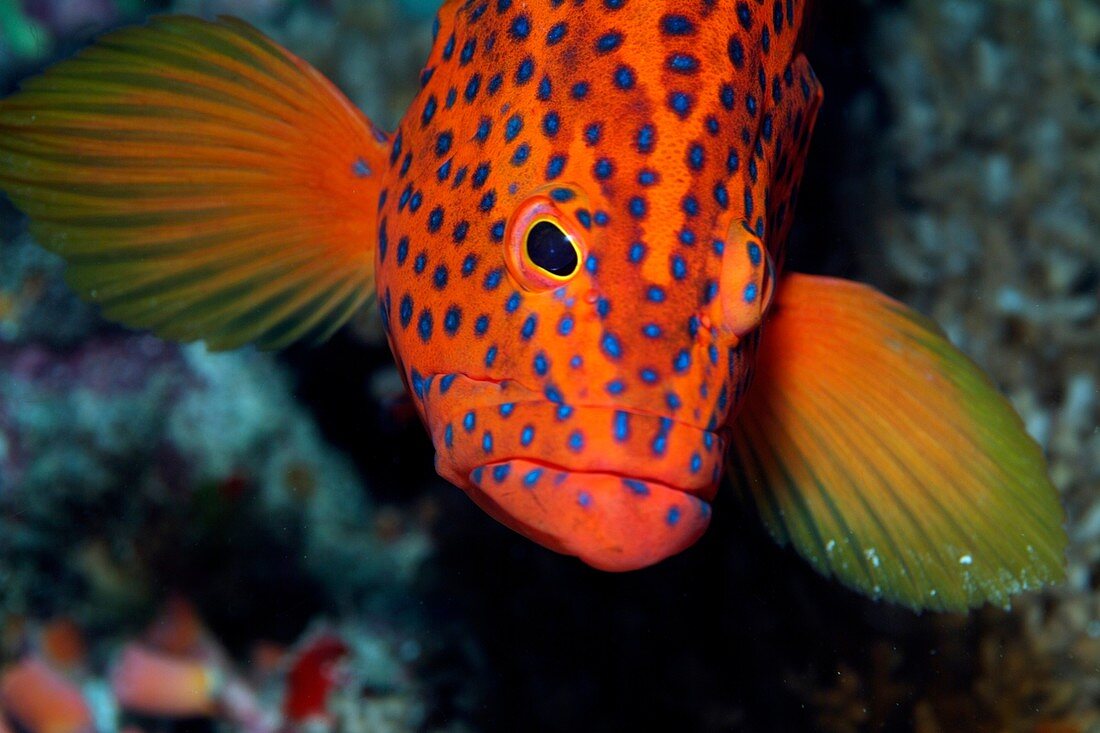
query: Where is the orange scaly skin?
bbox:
[377,0,821,569]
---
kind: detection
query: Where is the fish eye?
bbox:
[525,220,579,278]
[505,190,587,291]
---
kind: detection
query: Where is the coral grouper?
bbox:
[0,1,1066,610]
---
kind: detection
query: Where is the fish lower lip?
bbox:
[467,459,713,572]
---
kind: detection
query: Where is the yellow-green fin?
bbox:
[0,15,388,350]
[730,274,1066,612]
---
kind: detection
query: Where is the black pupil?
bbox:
[526,221,578,277]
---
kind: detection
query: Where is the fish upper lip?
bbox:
[426,371,720,438]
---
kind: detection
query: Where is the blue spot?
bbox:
[640,368,659,384]
[667,506,682,526]
[550,187,575,202]
[667,53,699,74]
[463,411,476,432]
[584,123,602,145]
[475,315,490,335]
[533,352,548,375]
[647,286,666,303]
[674,350,691,373]
[748,242,762,266]
[499,403,516,418]
[556,404,573,421]
[485,345,498,367]
[505,114,523,142]
[671,255,687,280]
[537,75,552,100]
[614,411,630,442]
[614,65,636,89]
[624,479,650,496]
[521,314,538,340]
[544,386,565,405]
[577,491,593,508]
[464,74,482,102]
[471,466,483,484]
[662,15,694,35]
[483,432,494,453]
[512,144,531,166]
[636,124,655,153]
[571,81,590,100]
[510,14,531,39]
[606,380,626,395]
[433,265,449,289]
[629,242,647,263]
[668,91,693,118]
[596,31,623,53]
[629,197,647,218]
[558,315,575,336]
[352,157,372,178]
[643,323,662,339]
[460,38,477,65]
[667,392,682,410]
[492,464,511,483]
[417,310,433,342]
[440,374,457,394]
[682,195,699,216]
[547,22,567,45]
[714,183,730,209]
[479,190,497,213]
[546,155,566,179]
[428,207,444,233]
[475,118,492,143]
[568,431,585,452]
[515,57,535,84]
[690,453,702,474]
[744,283,759,303]
[399,295,413,328]
[594,159,613,179]
[505,292,522,313]
[542,112,560,137]
[462,254,479,278]
[601,332,622,359]
[520,425,535,446]
[444,306,462,335]
[444,423,454,448]
[524,468,543,487]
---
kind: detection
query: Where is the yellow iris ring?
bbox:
[521,217,582,283]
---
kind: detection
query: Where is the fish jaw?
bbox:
[467,460,713,572]
[422,374,723,569]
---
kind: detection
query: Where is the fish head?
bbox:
[377,1,802,570]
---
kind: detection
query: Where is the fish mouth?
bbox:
[466,459,713,572]
[419,372,724,570]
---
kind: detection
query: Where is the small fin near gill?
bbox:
[0,15,389,350]
[729,274,1066,612]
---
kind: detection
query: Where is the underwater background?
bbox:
[0,0,1097,731]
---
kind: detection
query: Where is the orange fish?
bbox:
[0,2,1065,610]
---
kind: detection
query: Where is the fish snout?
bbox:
[468,460,712,571]
[426,384,724,569]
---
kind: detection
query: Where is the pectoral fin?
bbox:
[730,274,1066,612]
[0,15,388,350]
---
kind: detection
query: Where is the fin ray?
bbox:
[0,15,388,350]
[730,274,1066,611]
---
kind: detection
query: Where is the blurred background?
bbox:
[0,0,1097,731]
